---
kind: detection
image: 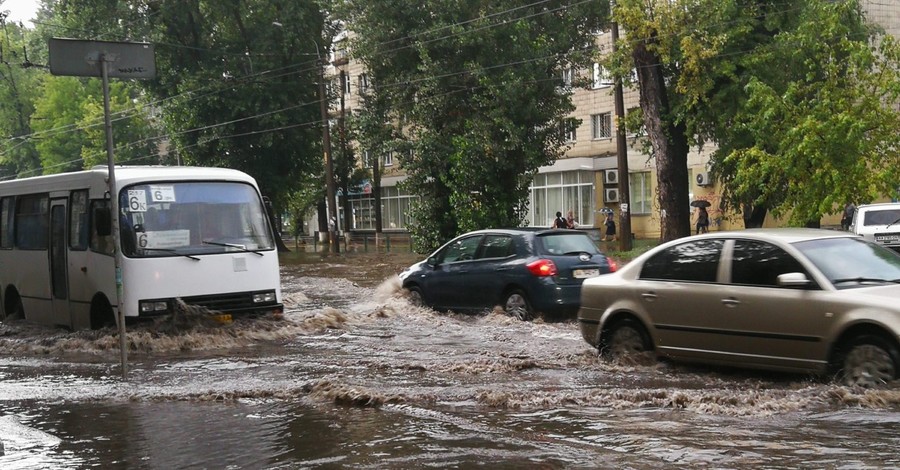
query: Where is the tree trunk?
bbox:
[743,205,768,228]
[633,41,691,242]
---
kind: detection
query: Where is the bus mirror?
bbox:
[95,207,112,236]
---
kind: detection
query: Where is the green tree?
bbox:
[610,0,899,232]
[30,76,157,173]
[338,0,608,252]
[713,0,900,225]
[0,17,42,178]
[53,0,327,213]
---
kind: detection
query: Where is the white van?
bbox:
[850,202,900,253]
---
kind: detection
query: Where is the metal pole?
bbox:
[611,6,633,252]
[316,54,340,253]
[101,55,128,378]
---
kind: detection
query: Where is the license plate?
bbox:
[573,269,600,279]
[875,233,900,243]
[211,314,233,324]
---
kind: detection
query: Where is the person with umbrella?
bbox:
[692,200,710,234]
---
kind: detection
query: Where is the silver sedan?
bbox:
[578,228,900,387]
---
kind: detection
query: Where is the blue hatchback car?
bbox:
[399,228,616,319]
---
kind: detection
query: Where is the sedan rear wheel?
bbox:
[602,318,652,362]
[504,290,533,321]
[837,335,899,387]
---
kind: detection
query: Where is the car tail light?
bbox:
[606,256,618,273]
[526,259,558,277]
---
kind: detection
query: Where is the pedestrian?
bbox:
[695,206,710,234]
[566,210,578,229]
[841,202,856,231]
[602,212,616,241]
[552,211,568,229]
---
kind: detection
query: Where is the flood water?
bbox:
[1,249,899,468]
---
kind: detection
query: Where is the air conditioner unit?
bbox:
[604,169,619,185]
[605,187,620,203]
[696,172,712,187]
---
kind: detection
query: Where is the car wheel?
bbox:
[504,289,533,321]
[601,317,652,360]
[406,286,425,307]
[835,335,899,387]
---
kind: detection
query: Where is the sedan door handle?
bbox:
[721,298,741,307]
[495,267,513,272]
[641,292,657,301]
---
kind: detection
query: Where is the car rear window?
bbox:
[863,208,900,226]
[538,232,599,255]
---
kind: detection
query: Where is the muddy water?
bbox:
[1,250,899,468]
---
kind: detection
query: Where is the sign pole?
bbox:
[50,38,156,380]
[100,55,128,378]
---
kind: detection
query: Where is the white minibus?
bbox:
[0,166,283,330]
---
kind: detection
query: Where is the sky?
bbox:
[2,0,40,26]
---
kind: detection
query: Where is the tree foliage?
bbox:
[53,0,327,212]
[610,0,899,231]
[0,18,43,178]
[338,0,608,252]
[714,0,900,225]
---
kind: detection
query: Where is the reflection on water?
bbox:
[1,251,899,468]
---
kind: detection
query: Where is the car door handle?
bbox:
[641,292,657,301]
[721,298,741,307]
[495,267,513,272]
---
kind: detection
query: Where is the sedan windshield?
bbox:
[793,237,900,289]
[119,181,274,258]
[538,233,600,255]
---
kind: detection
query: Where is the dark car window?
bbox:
[440,235,482,263]
[731,240,811,287]
[640,239,723,282]
[478,235,513,259]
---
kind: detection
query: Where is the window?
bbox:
[478,235,513,259]
[70,190,89,251]
[358,73,370,93]
[592,63,613,89]
[342,73,351,95]
[0,196,13,249]
[90,200,114,254]
[561,67,575,87]
[731,240,810,288]
[362,150,371,167]
[560,122,576,142]
[527,170,594,228]
[640,239,723,282]
[384,152,393,166]
[15,194,49,250]
[440,235,482,263]
[629,172,652,215]
[591,113,612,139]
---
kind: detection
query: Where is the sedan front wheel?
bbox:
[836,335,899,387]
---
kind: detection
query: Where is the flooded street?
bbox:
[1,250,899,468]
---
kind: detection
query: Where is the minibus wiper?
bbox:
[885,215,900,229]
[202,240,264,256]
[141,248,201,261]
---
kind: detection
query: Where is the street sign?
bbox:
[49,38,156,79]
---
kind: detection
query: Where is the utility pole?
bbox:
[611,5,633,252]
[317,55,340,253]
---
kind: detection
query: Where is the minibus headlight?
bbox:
[140,300,170,313]
[252,292,276,303]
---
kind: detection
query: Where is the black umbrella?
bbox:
[691,200,711,208]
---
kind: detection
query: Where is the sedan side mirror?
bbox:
[777,272,811,287]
